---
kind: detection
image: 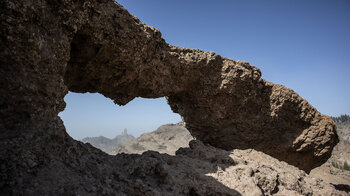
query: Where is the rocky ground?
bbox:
[2,133,347,195]
[2,121,347,195]
[109,122,350,194]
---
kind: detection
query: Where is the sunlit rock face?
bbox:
[0,1,339,194]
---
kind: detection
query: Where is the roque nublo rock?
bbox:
[0,0,341,195]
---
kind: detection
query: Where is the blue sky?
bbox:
[60,0,350,139]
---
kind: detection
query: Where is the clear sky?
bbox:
[59,0,350,139]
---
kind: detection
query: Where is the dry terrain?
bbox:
[81,129,135,154]
[111,123,192,155]
[310,122,350,190]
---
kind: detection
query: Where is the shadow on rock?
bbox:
[332,184,350,193]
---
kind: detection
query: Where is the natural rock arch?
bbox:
[1,0,337,174]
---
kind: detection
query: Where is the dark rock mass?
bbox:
[0,0,341,195]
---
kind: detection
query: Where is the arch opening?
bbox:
[59,91,192,155]
[57,11,338,172]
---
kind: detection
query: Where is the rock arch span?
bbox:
[1,0,338,172]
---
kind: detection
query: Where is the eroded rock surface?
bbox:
[1,135,348,195]
[0,0,340,193]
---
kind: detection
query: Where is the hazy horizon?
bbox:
[59,93,181,140]
[60,0,350,139]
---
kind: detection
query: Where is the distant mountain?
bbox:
[329,121,350,171]
[81,129,135,154]
[310,121,350,186]
[337,121,350,142]
[110,122,193,155]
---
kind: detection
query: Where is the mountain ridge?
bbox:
[81,129,135,154]
[111,122,193,155]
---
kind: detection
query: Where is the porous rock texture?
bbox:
[0,0,341,194]
[2,136,348,195]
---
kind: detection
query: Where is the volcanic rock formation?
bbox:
[0,0,341,194]
[0,0,338,171]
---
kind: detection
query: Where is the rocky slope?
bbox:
[329,121,350,173]
[337,122,350,142]
[111,123,193,155]
[81,129,134,154]
[310,121,350,189]
[114,122,350,193]
[2,136,348,195]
